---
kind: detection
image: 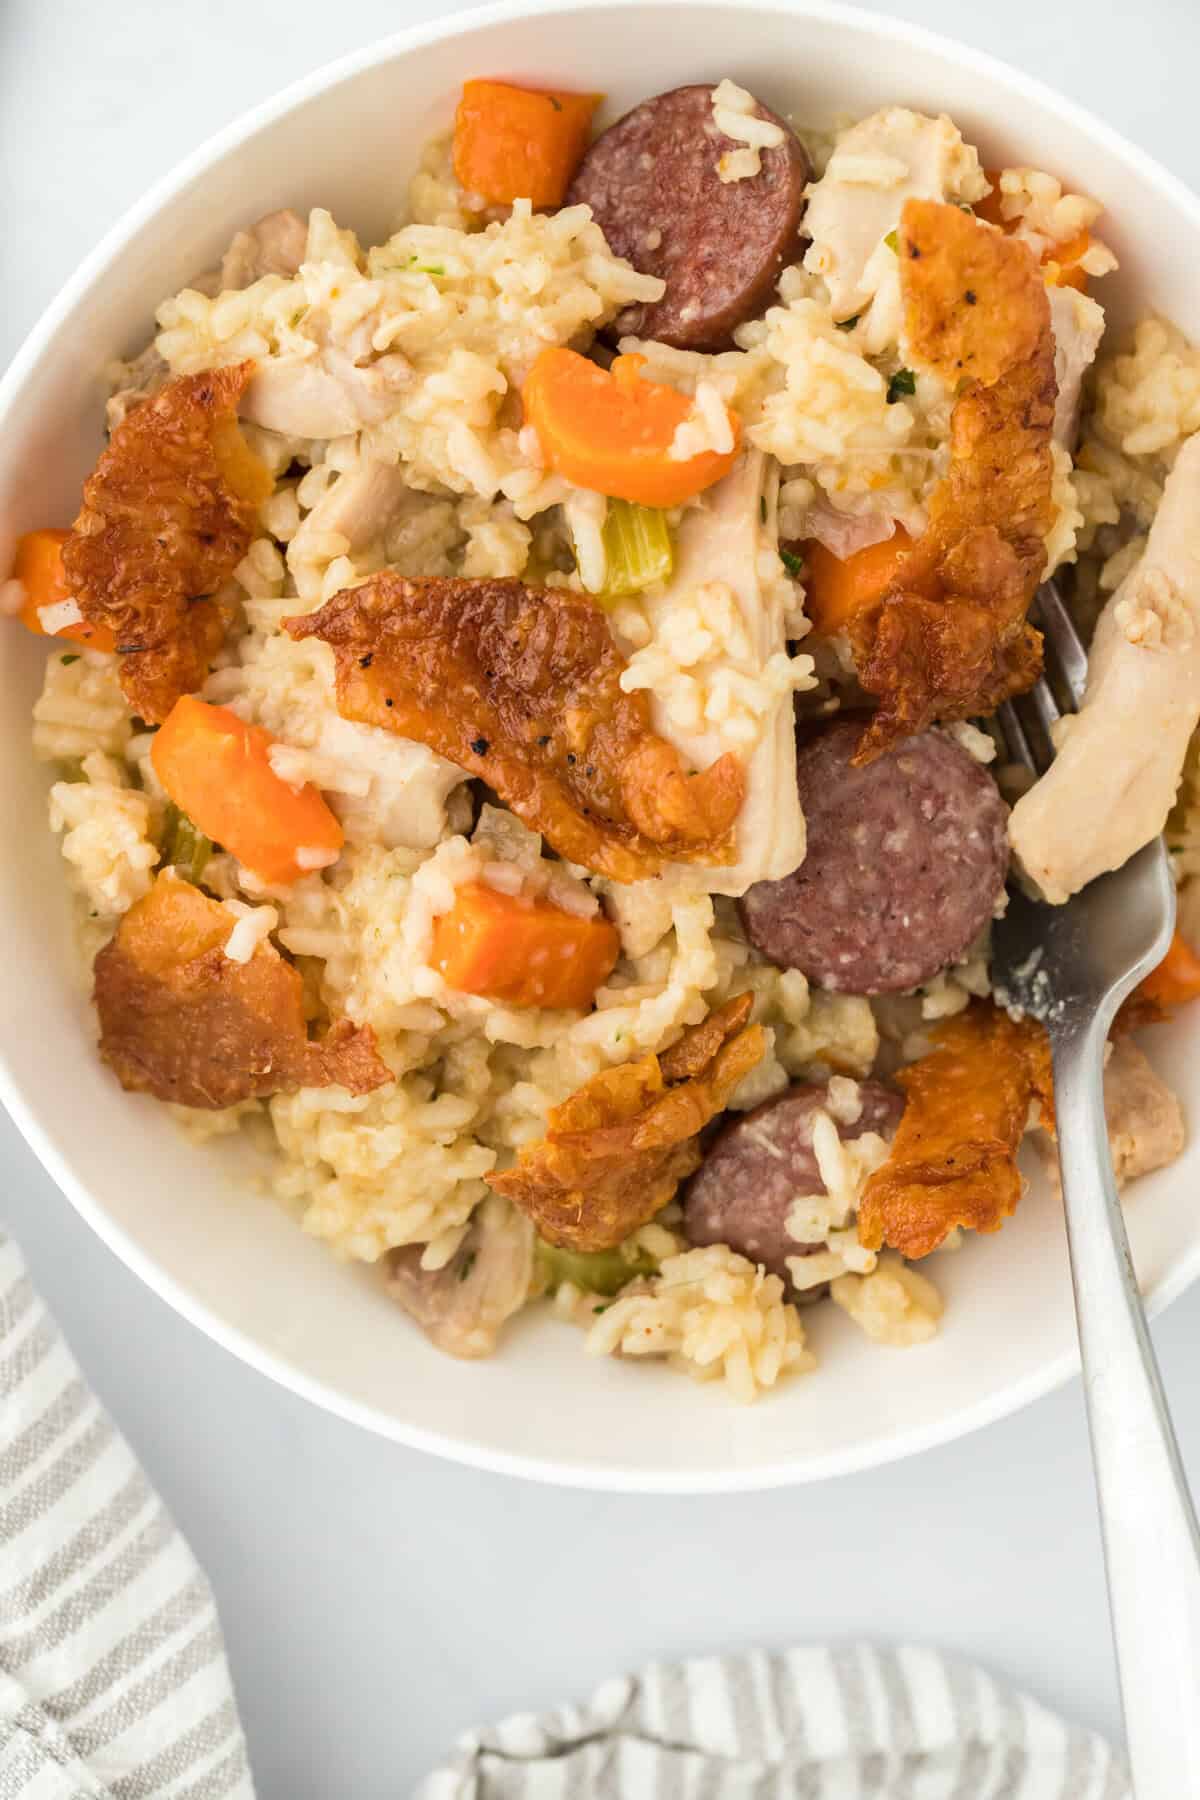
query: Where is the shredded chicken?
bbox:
[94,873,390,1109]
[1050,285,1105,449]
[240,350,412,439]
[385,1197,536,1359]
[1036,1039,1184,1194]
[803,108,988,345]
[63,363,272,724]
[487,993,765,1251]
[857,1004,1054,1259]
[1010,433,1200,902]
[286,574,744,882]
[850,200,1056,761]
[625,449,805,893]
[219,209,308,290]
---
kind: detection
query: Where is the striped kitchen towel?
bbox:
[0,1233,253,1797]
[419,1646,1131,1798]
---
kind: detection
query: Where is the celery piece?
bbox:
[599,499,674,600]
[536,1239,657,1297]
[161,801,213,886]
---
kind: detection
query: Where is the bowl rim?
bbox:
[4,0,1200,1492]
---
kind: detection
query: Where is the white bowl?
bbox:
[2,0,1197,1492]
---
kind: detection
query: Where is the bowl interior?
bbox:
[2,0,1198,1489]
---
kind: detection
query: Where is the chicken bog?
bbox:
[13,76,1197,1402]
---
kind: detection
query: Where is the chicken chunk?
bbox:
[1010,433,1200,901]
[240,350,411,439]
[1036,1039,1185,1191]
[619,449,805,894]
[94,873,390,1109]
[1050,286,1106,449]
[219,209,308,290]
[385,1198,536,1359]
[803,108,988,341]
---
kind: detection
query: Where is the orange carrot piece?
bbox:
[1136,927,1200,1014]
[523,348,740,507]
[976,176,1091,292]
[13,529,116,650]
[1045,229,1090,292]
[974,171,1007,228]
[151,696,343,887]
[453,80,601,209]
[432,881,620,1011]
[802,527,913,637]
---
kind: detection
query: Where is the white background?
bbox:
[3,2,1200,1793]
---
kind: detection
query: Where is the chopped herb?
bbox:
[56,757,85,783]
[886,368,916,404]
[957,200,974,213]
[59,653,80,666]
[884,229,899,252]
[548,95,563,112]
[115,642,144,655]
[457,1251,477,1282]
[835,313,860,331]
[566,752,577,765]
[359,652,374,670]
[780,547,804,577]
[407,255,445,276]
[964,288,977,306]
[593,1303,612,1315]
[385,697,394,707]
[470,736,490,756]
[536,734,551,747]
[907,242,921,259]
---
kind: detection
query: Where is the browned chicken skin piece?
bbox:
[850,199,1057,761]
[857,1003,1054,1259]
[64,362,272,724]
[94,874,391,1109]
[487,993,765,1252]
[286,573,744,882]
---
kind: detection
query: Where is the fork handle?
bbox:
[1054,1019,1200,1795]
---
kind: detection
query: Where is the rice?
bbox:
[584,1245,815,1403]
[831,1253,944,1345]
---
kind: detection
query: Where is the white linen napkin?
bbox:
[418,1646,1131,1798]
[0,1233,254,1798]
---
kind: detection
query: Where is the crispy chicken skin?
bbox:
[94,874,390,1109]
[286,574,744,882]
[63,363,272,724]
[851,200,1056,760]
[857,1004,1054,1258]
[487,993,765,1252]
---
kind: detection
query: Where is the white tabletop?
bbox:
[3,2,1199,1792]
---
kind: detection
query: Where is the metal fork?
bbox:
[992,580,1200,1796]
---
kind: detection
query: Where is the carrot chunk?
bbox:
[431,881,619,1010]
[150,696,343,887]
[13,529,116,650]
[453,80,601,209]
[523,348,740,507]
[975,174,1092,292]
[1136,927,1200,1013]
[801,527,913,637]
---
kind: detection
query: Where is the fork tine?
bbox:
[1034,578,1090,704]
[995,699,1037,775]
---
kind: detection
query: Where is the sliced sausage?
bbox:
[683,1079,904,1283]
[567,83,810,351]
[740,720,1009,994]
